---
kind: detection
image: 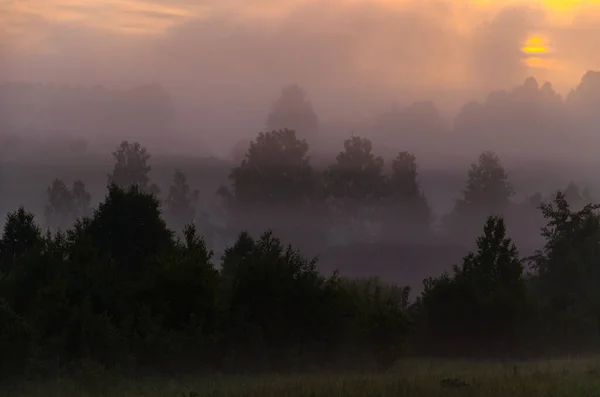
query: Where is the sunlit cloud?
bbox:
[522,36,550,53]
[3,0,600,93]
[2,0,203,43]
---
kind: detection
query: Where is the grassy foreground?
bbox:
[3,359,600,397]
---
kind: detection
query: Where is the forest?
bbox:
[1,128,599,383]
[7,2,600,393]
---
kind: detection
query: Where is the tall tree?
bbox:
[461,151,513,209]
[444,151,513,242]
[108,141,160,196]
[266,85,319,138]
[164,169,200,233]
[419,215,526,355]
[223,129,317,208]
[88,184,173,274]
[528,192,600,345]
[382,151,432,241]
[219,129,324,250]
[324,136,386,242]
[0,208,42,272]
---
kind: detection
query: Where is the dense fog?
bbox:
[6,3,600,380]
[3,0,600,292]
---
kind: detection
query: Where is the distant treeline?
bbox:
[1,132,600,379]
[6,71,600,161]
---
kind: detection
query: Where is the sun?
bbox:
[520,34,560,70]
[522,36,550,54]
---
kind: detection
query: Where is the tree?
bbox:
[266,85,319,138]
[0,207,42,272]
[418,215,526,355]
[527,192,600,348]
[108,141,160,196]
[45,179,74,231]
[219,129,323,250]
[142,223,221,365]
[324,136,386,242]
[87,184,173,273]
[461,151,513,209]
[0,299,34,377]
[164,169,199,233]
[382,152,432,241]
[444,151,514,242]
[325,136,386,203]
[220,230,333,368]
[45,179,91,231]
[224,129,316,208]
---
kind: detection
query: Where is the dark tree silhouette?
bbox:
[527,192,600,348]
[108,141,160,196]
[87,184,173,272]
[461,151,513,209]
[382,151,433,241]
[443,151,513,243]
[0,207,42,272]
[0,299,33,377]
[266,85,319,138]
[219,129,325,250]
[223,129,316,208]
[220,230,338,368]
[325,136,386,203]
[324,136,386,242]
[419,215,526,355]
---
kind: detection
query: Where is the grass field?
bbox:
[3,359,600,397]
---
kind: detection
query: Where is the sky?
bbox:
[3,0,600,134]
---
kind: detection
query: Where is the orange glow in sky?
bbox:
[2,0,599,37]
[521,35,557,70]
[522,36,550,54]
[3,0,600,88]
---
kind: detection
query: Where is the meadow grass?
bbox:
[3,358,600,397]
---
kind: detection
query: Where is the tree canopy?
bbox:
[108,141,160,196]
[266,85,319,138]
[382,151,432,240]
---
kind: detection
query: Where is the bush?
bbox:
[0,299,34,378]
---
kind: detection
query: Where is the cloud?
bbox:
[5,0,600,158]
[4,0,600,122]
[1,0,200,42]
[469,6,546,89]
[149,0,555,95]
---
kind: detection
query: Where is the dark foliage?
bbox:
[324,136,387,243]
[3,135,600,379]
[220,129,326,251]
[108,141,160,196]
[443,151,515,243]
[381,151,433,241]
[0,185,412,376]
[416,216,528,356]
[526,192,600,351]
